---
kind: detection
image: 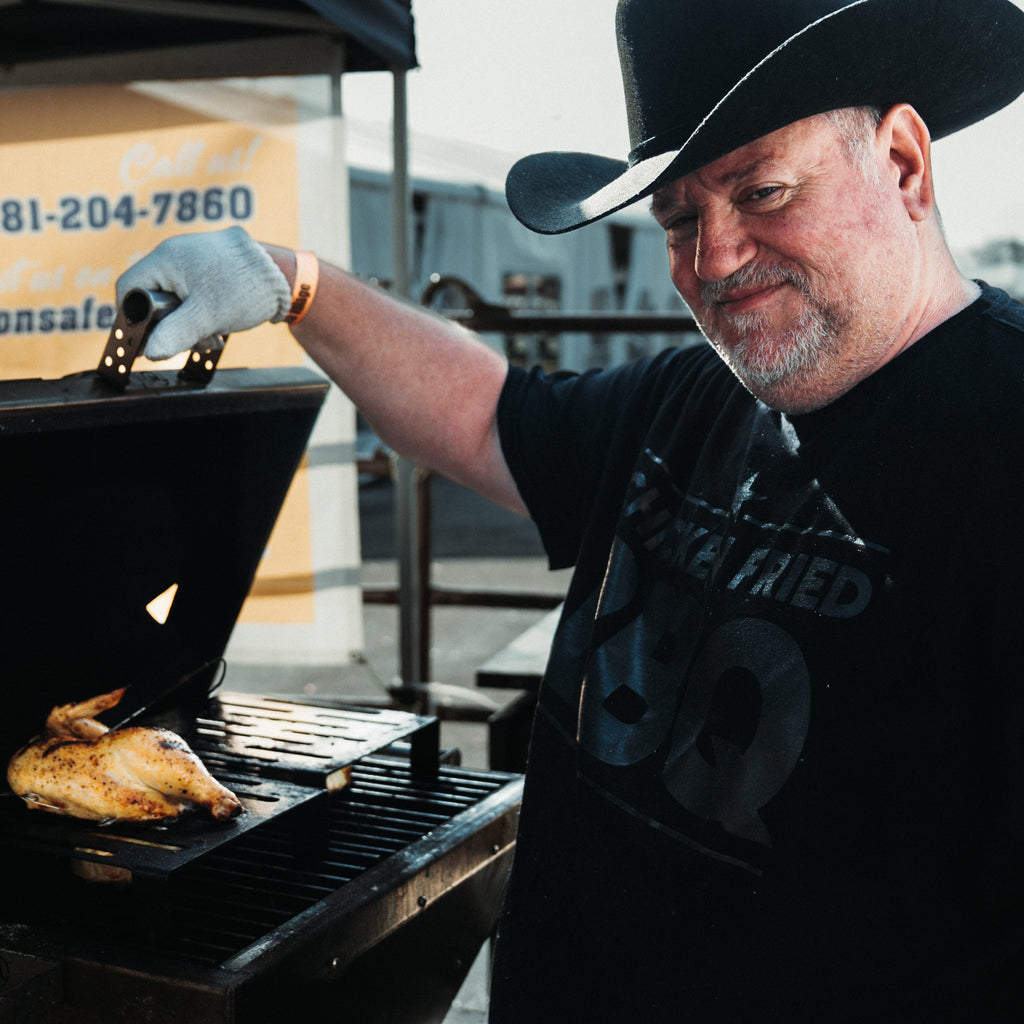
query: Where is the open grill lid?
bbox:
[0,364,328,762]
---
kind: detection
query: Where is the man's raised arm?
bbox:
[117,227,527,516]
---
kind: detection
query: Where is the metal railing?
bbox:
[364,276,698,692]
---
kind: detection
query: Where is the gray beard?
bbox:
[697,263,848,400]
[717,303,842,392]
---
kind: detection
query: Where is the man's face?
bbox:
[652,112,919,413]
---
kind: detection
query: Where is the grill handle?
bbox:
[97,288,228,390]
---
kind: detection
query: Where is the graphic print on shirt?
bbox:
[543,435,890,873]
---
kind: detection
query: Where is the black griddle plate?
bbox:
[0,696,438,881]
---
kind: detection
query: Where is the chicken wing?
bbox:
[7,687,242,822]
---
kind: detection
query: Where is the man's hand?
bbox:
[115,226,292,359]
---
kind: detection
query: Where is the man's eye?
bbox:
[745,185,784,204]
[664,215,698,239]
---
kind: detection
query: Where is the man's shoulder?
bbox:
[928,283,1024,383]
[975,282,1024,335]
[933,283,1024,434]
[639,340,741,401]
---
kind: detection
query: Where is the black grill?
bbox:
[0,704,522,1023]
[0,369,522,1022]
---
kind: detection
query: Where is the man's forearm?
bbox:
[264,245,528,516]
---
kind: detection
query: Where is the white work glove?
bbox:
[116,226,292,360]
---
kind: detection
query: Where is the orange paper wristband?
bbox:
[284,250,319,325]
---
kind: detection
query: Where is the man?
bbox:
[120,0,1024,1019]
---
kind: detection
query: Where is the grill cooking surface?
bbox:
[0,773,323,880]
[0,694,439,879]
[103,759,508,966]
[192,693,439,789]
[1,757,515,967]
[0,697,522,1024]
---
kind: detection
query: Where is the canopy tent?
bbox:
[0,1,416,86]
[0,0,428,688]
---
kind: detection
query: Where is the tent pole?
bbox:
[390,66,424,696]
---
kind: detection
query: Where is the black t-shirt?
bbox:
[490,285,1024,1022]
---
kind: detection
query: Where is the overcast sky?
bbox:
[341,0,1024,255]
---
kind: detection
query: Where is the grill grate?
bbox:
[192,694,440,789]
[0,695,441,880]
[3,758,513,969]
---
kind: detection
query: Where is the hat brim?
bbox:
[506,0,1024,234]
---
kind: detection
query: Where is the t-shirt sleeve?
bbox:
[497,348,716,569]
[496,361,647,567]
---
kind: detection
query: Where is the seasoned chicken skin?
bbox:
[6,687,242,822]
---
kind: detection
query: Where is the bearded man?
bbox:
[120,0,1024,1019]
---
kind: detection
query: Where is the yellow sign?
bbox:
[0,83,315,624]
[0,83,300,376]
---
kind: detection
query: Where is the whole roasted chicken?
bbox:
[6,687,242,823]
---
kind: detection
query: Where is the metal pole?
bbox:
[330,43,343,117]
[390,67,423,692]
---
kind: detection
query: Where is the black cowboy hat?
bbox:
[505,0,1024,234]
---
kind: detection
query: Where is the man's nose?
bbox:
[694,210,757,283]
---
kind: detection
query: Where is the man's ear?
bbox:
[880,103,934,222]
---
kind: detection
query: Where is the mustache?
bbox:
[700,262,810,307]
